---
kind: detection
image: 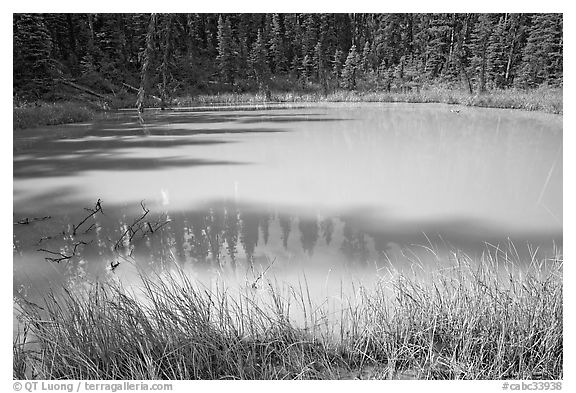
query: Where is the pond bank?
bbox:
[13,101,98,130]
[175,86,563,115]
[13,86,562,130]
[14,249,562,380]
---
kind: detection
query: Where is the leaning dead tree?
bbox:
[135,13,175,116]
[136,13,157,116]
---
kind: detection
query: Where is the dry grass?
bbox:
[174,86,562,115]
[14,247,562,380]
[13,102,96,130]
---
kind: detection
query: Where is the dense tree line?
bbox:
[13,13,563,102]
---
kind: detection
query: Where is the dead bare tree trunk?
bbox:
[136,14,157,115]
[160,15,173,110]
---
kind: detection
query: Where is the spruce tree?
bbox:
[313,42,324,81]
[12,13,564,99]
[319,14,337,60]
[301,54,314,81]
[517,14,563,87]
[301,14,317,60]
[216,15,235,84]
[361,41,371,74]
[269,14,287,74]
[486,15,508,89]
[249,29,270,91]
[502,13,527,87]
[341,44,359,90]
[470,14,494,93]
[283,14,300,74]
[332,48,344,80]
[159,14,174,109]
[13,14,53,96]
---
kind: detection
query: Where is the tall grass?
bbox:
[13,102,96,130]
[174,86,562,114]
[14,249,562,380]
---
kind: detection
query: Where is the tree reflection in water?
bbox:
[14,200,384,290]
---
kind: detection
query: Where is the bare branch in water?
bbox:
[38,241,91,263]
[14,216,52,225]
[37,236,54,245]
[109,260,121,272]
[37,249,72,263]
[73,199,104,235]
[114,201,150,250]
[28,199,170,272]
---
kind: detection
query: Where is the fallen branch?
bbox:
[83,223,97,234]
[37,236,55,245]
[73,199,103,235]
[37,241,90,263]
[57,79,112,101]
[14,216,51,225]
[122,82,161,102]
[114,201,150,250]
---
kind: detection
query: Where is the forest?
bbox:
[13,13,563,106]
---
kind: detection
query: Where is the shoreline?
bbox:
[176,87,563,115]
[13,87,563,130]
[14,249,562,380]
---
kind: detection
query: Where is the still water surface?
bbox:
[13,103,562,302]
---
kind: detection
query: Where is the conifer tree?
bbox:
[486,15,508,88]
[517,14,563,87]
[470,14,494,93]
[319,14,337,59]
[301,54,314,81]
[341,44,359,89]
[249,29,270,91]
[332,48,344,80]
[186,14,203,56]
[313,42,324,81]
[502,13,526,87]
[159,14,174,109]
[282,14,300,74]
[217,15,235,84]
[361,41,371,74]
[13,14,53,96]
[269,14,287,74]
[12,12,564,100]
[301,14,317,59]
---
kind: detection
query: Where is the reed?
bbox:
[14,247,562,380]
[13,102,96,130]
[173,86,562,114]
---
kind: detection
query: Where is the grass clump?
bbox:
[173,86,562,114]
[13,102,96,130]
[14,249,562,380]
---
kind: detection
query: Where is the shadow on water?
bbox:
[59,109,348,130]
[13,107,355,179]
[14,155,251,179]
[139,112,337,126]
[88,127,292,136]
